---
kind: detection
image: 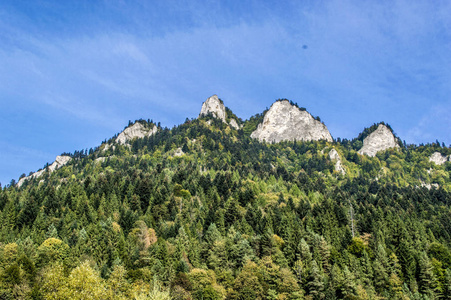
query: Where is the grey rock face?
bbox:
[199,95,240,129]
[116,122,157,145]
[250,100,333,143]
[229,119,240,129]
[429,152,449,165]
[49,155,72,172]
[199,95,227,123]
[329,148,345,175]
[358,124,399,157]
[17,155,72,187]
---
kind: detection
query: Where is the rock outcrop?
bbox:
[199,95,241,129]
[250,100,333,143]
[95,157,109,163]
[199,95,227,122]
[358,124,399,157]
[329,148,345,175]
[229,119,240,130]
[17,155,72,187]
[429,152,449,165]
[172,148,184,157]
[419,180,440,190]
[116,122,157,145]
[49,155,72,171]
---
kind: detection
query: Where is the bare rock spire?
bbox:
[199,95,227,123]
[250,100,332,143]
[358,124,399,157]
[198,95,240,129]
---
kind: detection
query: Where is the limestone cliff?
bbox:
[199,95,241,129]
[250,100,333,143]
[199,95,227,122]
[17,155,72,187]
[358,124,399,157]
[329,148,345,175]
[429,152,449,165]
[229,119,240,130]
[116,122,157,145]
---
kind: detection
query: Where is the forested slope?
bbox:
[1,116,450,299]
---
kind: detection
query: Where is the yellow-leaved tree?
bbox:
[36,238,69,267]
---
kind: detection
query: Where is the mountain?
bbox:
[1,95,451,300]
[250,100,333,143]
[358,123,400,157]
[199,95,241,129]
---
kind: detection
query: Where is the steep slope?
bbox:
[250,100,333,143]
[358,124,399,157]
[17,155,71,187]
[3,100,451,300]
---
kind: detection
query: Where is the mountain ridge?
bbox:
[11,95,450,186]
[2,94,451,300]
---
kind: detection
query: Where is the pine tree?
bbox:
[318,236,331,273]
[418,251,438,297]
[443,268,451,300]
[342,266,357,298]
[299,238,313,265]
[2,200,17,232]
[388,272,404,299]
[330,264,344,298]
[307,260,324,299]
[45,223,59,239]
[373,258,388,293]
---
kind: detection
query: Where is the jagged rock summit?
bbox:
[358,124,399,157]
[250,100,333,143]
[199,95,240,129]
[17,155,72,187]
[199,95,227,122]
[429,152,450,165]
[116,122,157,145]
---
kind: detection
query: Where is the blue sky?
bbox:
[1,0,450,185]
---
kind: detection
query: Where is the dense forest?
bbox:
[1,115,450,300]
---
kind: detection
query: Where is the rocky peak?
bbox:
[199,95,227,123]
[250,100,333,143]
[17,155,72,187]
[358,124,399,157]
[429,152,449,165]
[116,122,157,145]
[199,95,241,129]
